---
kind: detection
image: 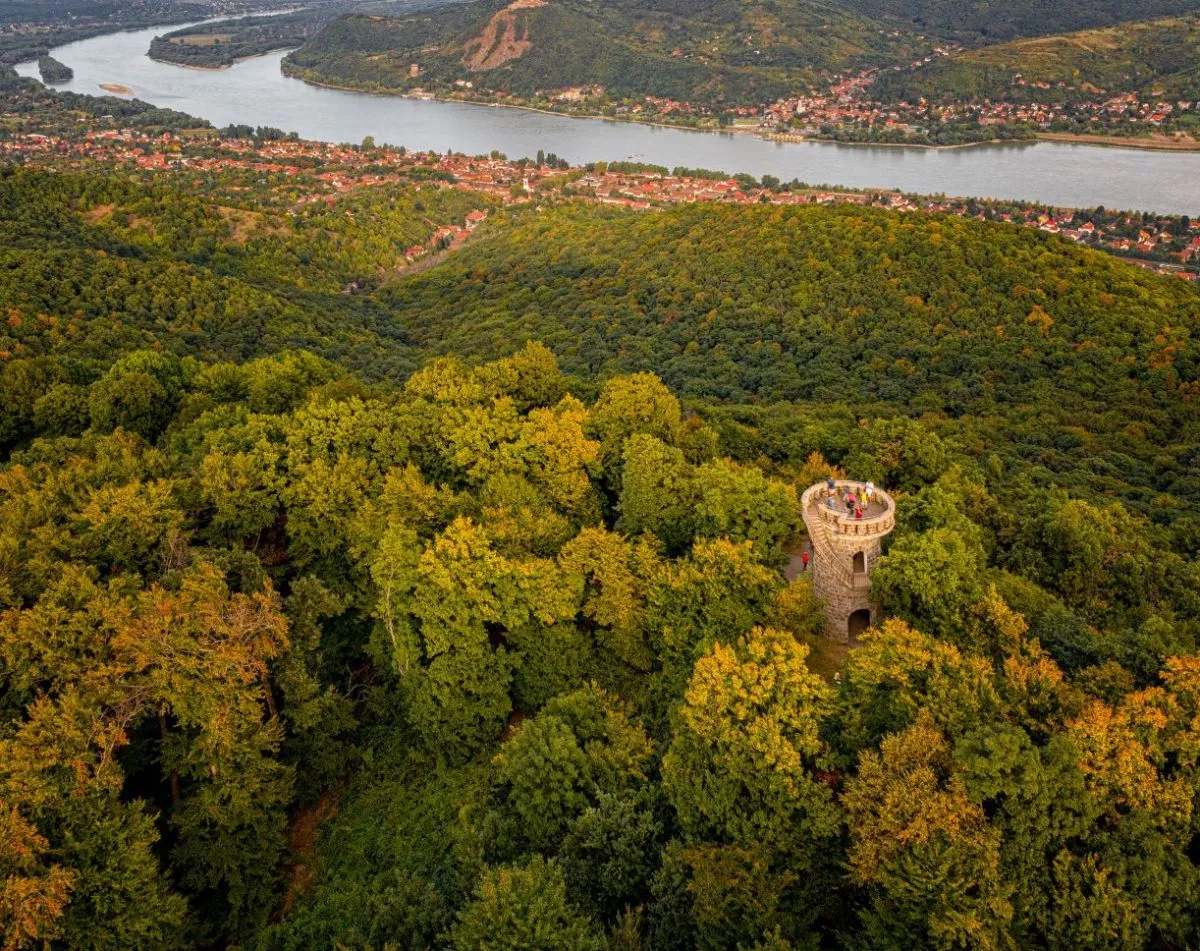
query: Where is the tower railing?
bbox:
[801,481,895,535]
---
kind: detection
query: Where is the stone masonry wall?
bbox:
[800,481,895,643]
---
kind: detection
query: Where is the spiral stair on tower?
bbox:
[799,480,895,642]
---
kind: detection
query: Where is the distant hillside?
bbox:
[873,16,1200,103]
[838,0,1200,42]
[0,0,286,66]
[383,202,1200,414]
[149,9,346,70]
[284,0,929,105]
[147,0,459,70]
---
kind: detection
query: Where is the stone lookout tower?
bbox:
[799,480,896,642]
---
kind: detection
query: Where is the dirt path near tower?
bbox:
[784,540,814,582]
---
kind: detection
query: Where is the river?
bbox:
[16,21,1200,214]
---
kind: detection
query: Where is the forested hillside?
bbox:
[0,165,491,385]
[4,138,1200,949]
[285,0,928,104]
[384,202,1199,413]
[146,0,462,71]
[284,0,1200,107]
[0,0,287,67]
[872,16,1200,103]
[838,0,1200,41]
[379,200,1200,524]
[149,10,348,71]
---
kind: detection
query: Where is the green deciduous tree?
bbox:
[476,341,569,412]
[448,856,604,951]
[692,458,799,561]
[871,527,989,636]
[684,845,802,951]
[845,417,949,492]
[836,618,1001,754]
[482,685,653,860]
[31,382,90,438]
[560,790,663,922]
[646,539,780,732]
[843,717,1015,951]
[558,526,657,672]
[587,373,681,489]
[409,640,516,764]
[618,434,695,551]
[88,350,189,440]
[663,627,839,861]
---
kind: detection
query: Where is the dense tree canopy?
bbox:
[1,144,1200,950]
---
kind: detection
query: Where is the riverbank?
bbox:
[286,70,1028,151]
[1036,131,1200,152]
[771,133,1038,151]
[285,69,1200,155]
[152,59,229,71]
[280,67,760,138]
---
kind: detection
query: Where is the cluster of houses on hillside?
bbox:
[755,85,1199,138]
[559,49,1200,144]
[563,171,812,209]
[994,208,1200,273]
[402,209,490,263]
[751,76,1198,138]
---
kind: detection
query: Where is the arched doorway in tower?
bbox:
[848,608,872,641]
[852,551,866,574]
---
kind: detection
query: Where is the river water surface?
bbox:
[16,22,1200,214]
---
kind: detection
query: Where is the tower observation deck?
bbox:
[799,480,896,643]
